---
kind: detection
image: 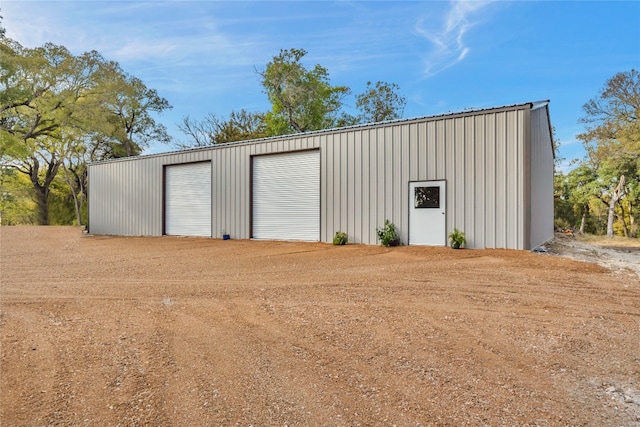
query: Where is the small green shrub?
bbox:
[448,227,466,249]
[376,220,400,246]
[333,231,348,245]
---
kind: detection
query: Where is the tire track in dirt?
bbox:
[0,306,58,425]
[98,299,180,426]
[1,298,179,426]
[223,287,564,425]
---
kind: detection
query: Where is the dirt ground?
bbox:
[1,227,639,427]
[547,234,640,279]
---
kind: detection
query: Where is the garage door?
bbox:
[165,162,211,237]
[253,150,320,241]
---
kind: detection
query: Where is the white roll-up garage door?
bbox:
[253,150,320,241]
[165,162,212,237]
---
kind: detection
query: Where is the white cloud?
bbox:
[415,1,494,77]
[3,2,247,61]
[113,39,178,61]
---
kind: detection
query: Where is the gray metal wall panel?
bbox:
[337,134,348,241]
[426,121,436,180]
[408,123,419,182]
[451,118,464,231]
[325,134,337,241]
[473,116,485,247]
[360,131,371,244]
[376,128,386,238]
[522,110,532,250]
[400,125,410,238]
[514,110,526,249]
[495,112,507,248]
[484,114,497,248]
[88,156,164,236]
[387,127,395,221]
[354,132,363,243]
[319,136,329,242]
[239,145,250,239]
[529,106,555,248]
[464,116,476,247]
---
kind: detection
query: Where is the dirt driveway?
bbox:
[1,227,639,426]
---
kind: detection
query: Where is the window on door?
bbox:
[415,186,440,209]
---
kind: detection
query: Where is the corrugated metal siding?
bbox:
[89,103,550,249]
[315,110,529,247]
[88,157,164,236]
[88,151,213,236]
[529,105,555,248]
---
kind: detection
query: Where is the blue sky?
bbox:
[3,1,639,171]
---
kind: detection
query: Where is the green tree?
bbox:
[552,127,572,229]
[176,109,266,149]
[0,166,37,225]
[355,81,406,123]
[47,172,77,225]
[60,69,172,226]
[566,164,599,234]
[258,48,350,135]
[1,33,172,225]
[0,41,99,224]
[178,48,407,149]
[578,69,640,238]
[102,73,172,157]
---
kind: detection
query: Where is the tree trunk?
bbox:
[617,204,629,237]
[33,183,49,225]
[579,205,587,235]
[26,156,61,226]
[62,164,82,226]
[629,201,637,238]
[606,175,625,238]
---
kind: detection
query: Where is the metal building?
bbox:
[88,101,554,250]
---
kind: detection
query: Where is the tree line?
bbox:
[1,30,406,226]
[175,48,407,148]
[554,69,639,238]
[1,21,638,239]
[1,25,172,226]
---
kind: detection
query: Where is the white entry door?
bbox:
[409,180,446,245]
